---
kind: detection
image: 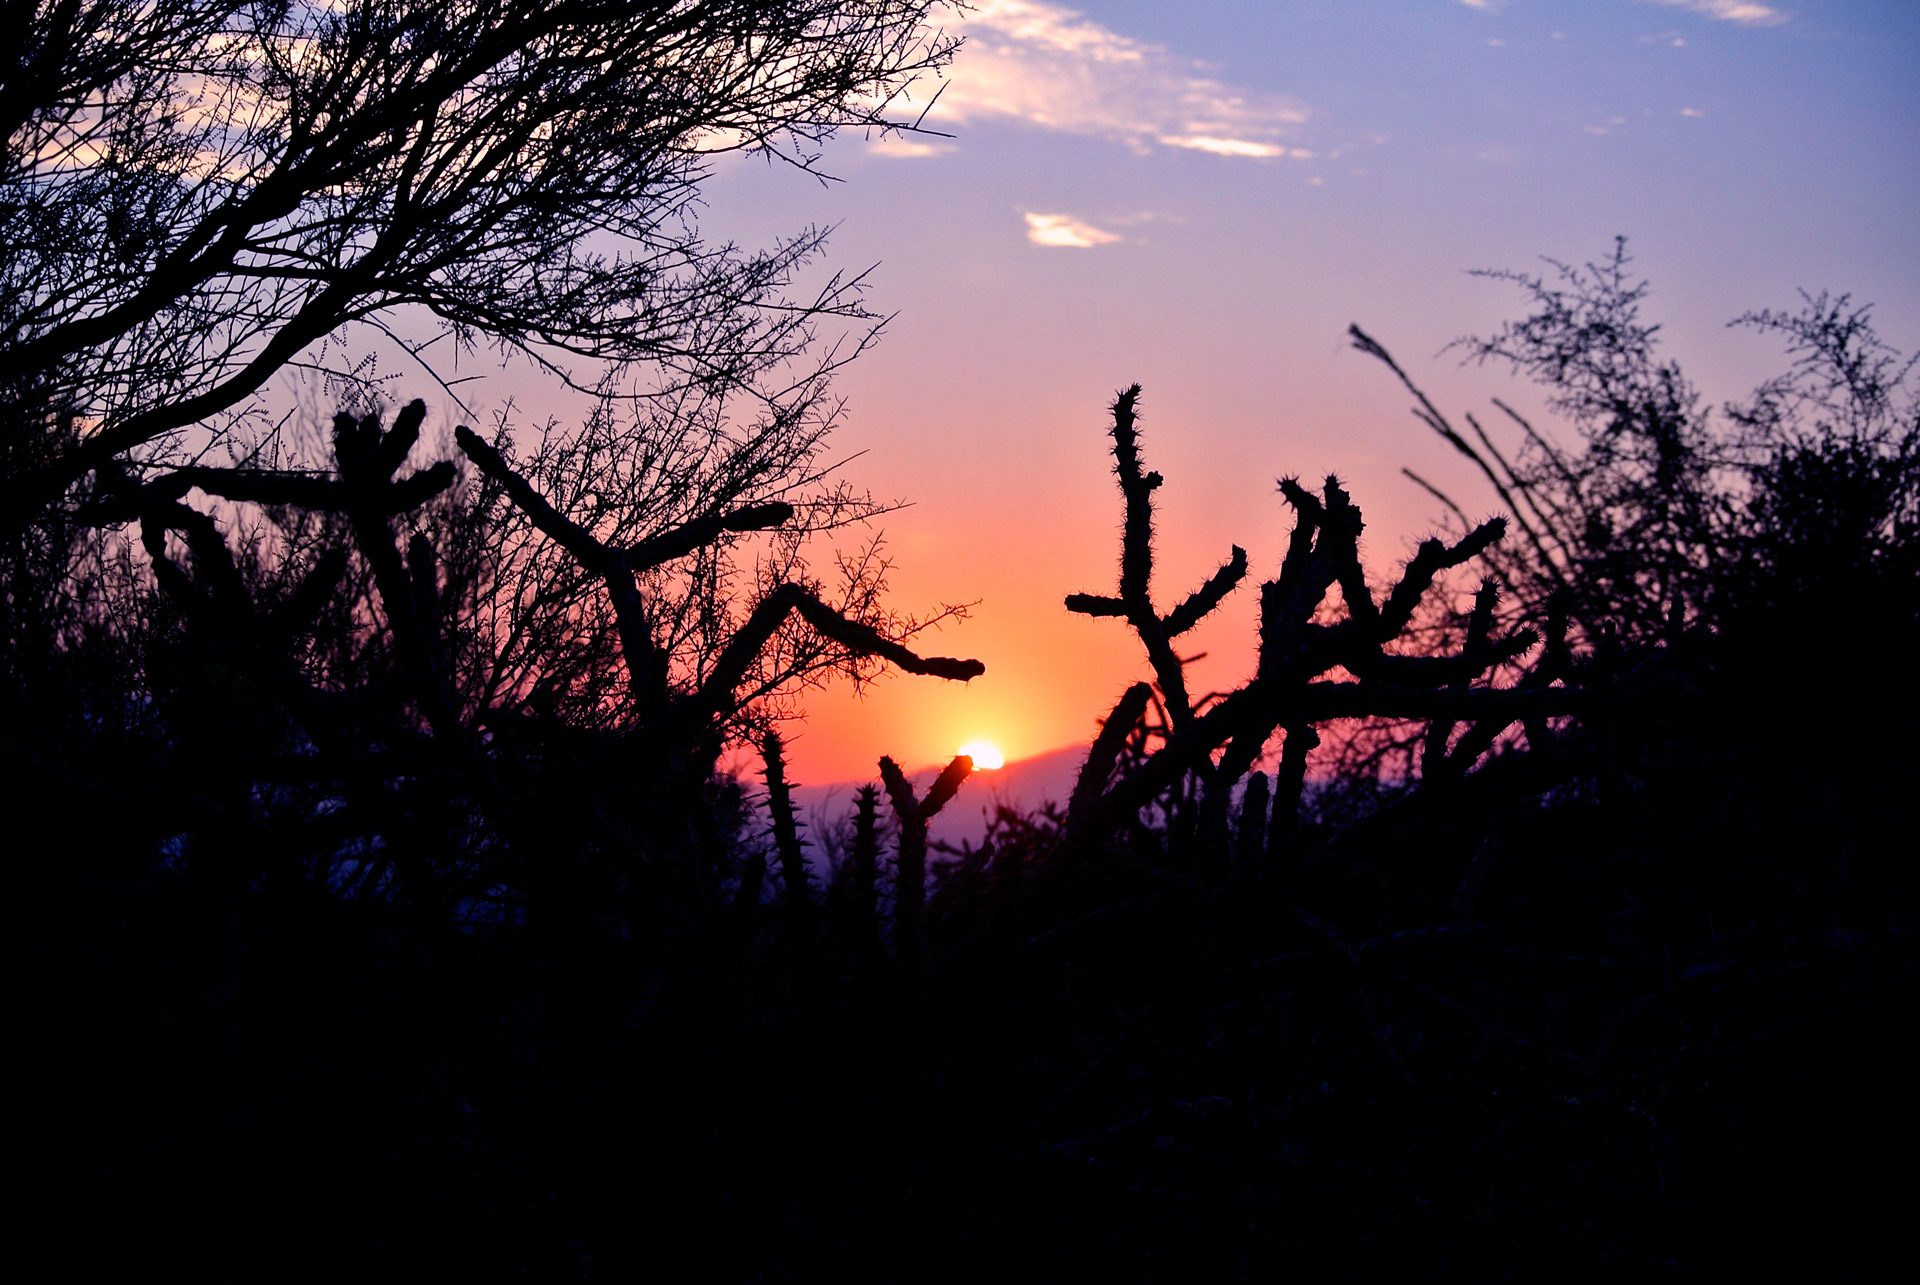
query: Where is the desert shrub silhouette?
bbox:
[1352,239,1918,746]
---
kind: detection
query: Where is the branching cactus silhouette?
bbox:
[455,425,983,747]
[1065,385,1248,732]
[1062,385,1586,864]
[70,397,985,938]
[83,402,458,735]
[878,753,974,966]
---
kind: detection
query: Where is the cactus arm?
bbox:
[625,502,795,571]
[1163,546,1248,638]
[916,755,975,821]
[1064,593,1128,618]
[1067,682,1153,838]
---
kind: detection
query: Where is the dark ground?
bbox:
[30,680,1917,1281]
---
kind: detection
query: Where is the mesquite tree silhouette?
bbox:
[1331,241,1917,781]
[1,0,969,799]
[4,0,983,930]
[3,0,956,516]
[1354,239,1917,671]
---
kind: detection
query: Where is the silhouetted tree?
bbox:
[4,2,979,777]
[4,0,955,513]
[1355,239,1917,657]
[1344,240,1916,779]
[3,1,987,953]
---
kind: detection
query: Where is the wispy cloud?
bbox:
[1646,0,1789,26]
[867,136,954,159]
[907,0,1311,160]
[1162,137,1307,159]
[1024,212,1122,247]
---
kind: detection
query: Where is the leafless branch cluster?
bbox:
[4,0,957,514]
[1352,238,1918,658]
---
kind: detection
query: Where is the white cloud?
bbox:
[866,136,953,158]
[913,0,1311,160]
[1160,136,1283,158]
[1646,0,1789,26]
[1024,212,1122,247]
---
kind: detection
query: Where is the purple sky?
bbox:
[693,0,1919,781]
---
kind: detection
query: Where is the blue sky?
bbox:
[695,0,1919,780]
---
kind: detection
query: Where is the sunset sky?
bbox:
[696,0,1916,783]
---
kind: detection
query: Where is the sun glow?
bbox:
[957,741,1005,769]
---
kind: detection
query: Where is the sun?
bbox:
[956,740,1004,770]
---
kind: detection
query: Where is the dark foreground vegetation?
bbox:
[24,309,1920,1276]
[9,3,1918,1278]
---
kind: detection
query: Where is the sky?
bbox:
[695,0,1918,784]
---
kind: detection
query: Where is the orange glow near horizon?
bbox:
[773,388,1461,788]
[672,0,1917,791]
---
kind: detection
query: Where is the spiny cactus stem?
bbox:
[1067,682,1153,840]
[671,583,983,741]
[919,755,975,820]
[455,424,670,716]
[761,732,811,914]
[1163,546,1249,639]
[852,784,880,936]
[1237,770,1273,877]
[1270,723,1320,866]
[878,755,928,966]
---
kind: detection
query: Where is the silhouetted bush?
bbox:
[1356,240,1918,727]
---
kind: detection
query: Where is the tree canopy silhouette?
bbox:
[1347,239,1917,777]
[1356,239,1917,653]
[2,0,990,943]
[3,0,981,731]
[4,0,955,513]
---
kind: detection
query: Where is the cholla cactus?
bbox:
[850,784,882,944]
[760,731,811,917]
[1062,386,1584,869]
[878,754,974,966]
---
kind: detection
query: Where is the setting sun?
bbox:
[956,741,1005,770]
